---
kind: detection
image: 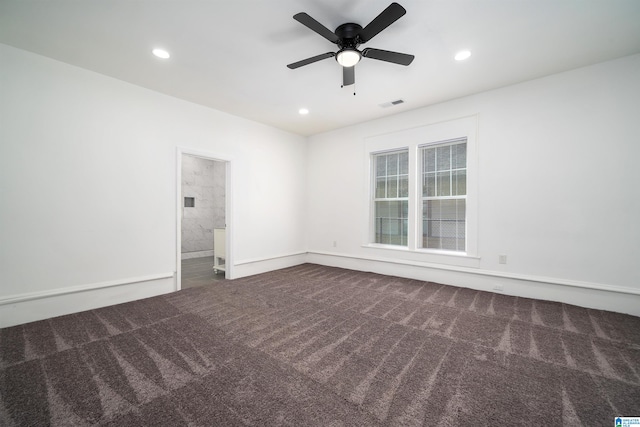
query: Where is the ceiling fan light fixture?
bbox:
[336,49,361,67]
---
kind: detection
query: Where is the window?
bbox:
[421,139,467,251]
[373,150,409,245]
[365,116,477,261]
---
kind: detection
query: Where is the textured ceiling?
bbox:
[1,0,640,136]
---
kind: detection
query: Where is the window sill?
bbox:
[362,243,481,268]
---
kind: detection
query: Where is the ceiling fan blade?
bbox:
[362,48,414,65]
[293,13,339,43]
[342,66,355,86]
[358,3,406,43]
[287,52,336,69]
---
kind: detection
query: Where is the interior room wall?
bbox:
[0,43,307,326]
[306,53,640,316]
[181,155,225,260]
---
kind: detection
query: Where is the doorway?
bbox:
[176,148,231,290]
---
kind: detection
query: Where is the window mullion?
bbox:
[449,145,453,197]
[384,156,389,199]
[407,147,417,250]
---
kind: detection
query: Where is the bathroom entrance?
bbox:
[176,149,230,290]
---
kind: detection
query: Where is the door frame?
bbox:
[176,146,233,290]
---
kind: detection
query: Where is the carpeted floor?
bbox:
[1,264,639,426]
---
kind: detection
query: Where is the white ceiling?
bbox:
[1,1,640,136]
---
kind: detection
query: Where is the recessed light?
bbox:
[152,48,170,59]
[455,50,471,61]
[298,108,309,115]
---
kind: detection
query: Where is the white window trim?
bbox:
[362,115,479,266]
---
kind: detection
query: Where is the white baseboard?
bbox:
[0,273,175,328]
[232,252,307,279]
[3,251,637,328]
[306,251,640,317]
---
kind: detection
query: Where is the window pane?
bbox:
[424,148,435,173]
[377,200,389,218]
[388,153,398,175]
[439,199,457,219]
[457,198,467,241]
[375,200,408,246]
[376,155,386,177]
[423,172,435,197]
[387,176,398,198]
[402,219,408,245]
[437,171,450,196]
[375,150,408,199]
[376,218,387,244]
[453,143,467,169]
[375,177,386,198]
[452,170,466,196]
[401,200,409,218]
[437,146,450,171]
[389,200,404,217]
[399,175,408,198]
[422,199,466,251]
[399,151,409,174]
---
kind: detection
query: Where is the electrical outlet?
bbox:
[333,241,337,247]
[499,254,507,264]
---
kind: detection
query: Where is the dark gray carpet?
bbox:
[1,263,639,426]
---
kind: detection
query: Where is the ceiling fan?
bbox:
[287,2,415,89]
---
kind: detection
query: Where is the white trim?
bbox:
[234,251,308,266]
[225,159,234,278]
[0,272,174,305]
[0,275,175,328]
[363,115,479,257]
[232,252,307,279]
[307,251,640,296]
[362,244,482,260]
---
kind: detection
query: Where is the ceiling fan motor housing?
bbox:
[335,23,363,49]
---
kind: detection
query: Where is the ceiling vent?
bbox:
[379,99,405,108]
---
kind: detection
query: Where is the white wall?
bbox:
[0,43,307,326]
[306,53,640,316]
